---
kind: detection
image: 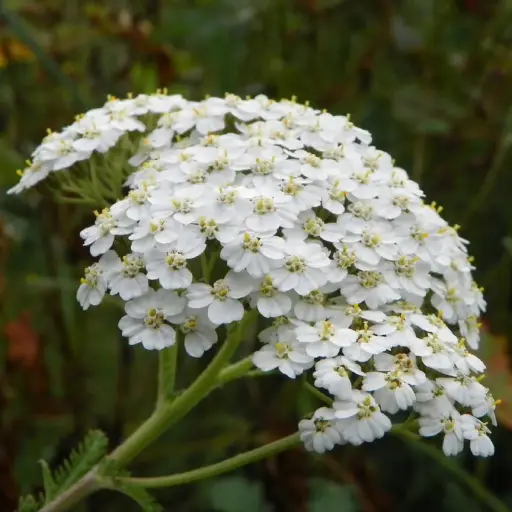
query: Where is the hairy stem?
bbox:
[109,314,253,466]
[157,338,179,407]
[215,355,254,386]
[39,312,256,512]
[38,472,99,512]
[117,432,301,488]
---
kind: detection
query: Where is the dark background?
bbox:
[1,0,512,511]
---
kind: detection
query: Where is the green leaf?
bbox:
[309,478,359,512]
[202,476,270,512]
[17,494,41,512]
[39,459,58,503]
[52,430,109,496]
[112,482,163,512]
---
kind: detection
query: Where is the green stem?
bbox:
[395,430,509,512]
[201,253,211,282]
[303,380,333,406]
[38,312,256,512]
[38,472,100,512]
[109,311,255,467]
[157,336,180,407]
[117,432,301,488]
[215,355,254,386]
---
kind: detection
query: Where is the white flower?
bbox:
[450,339,486,375]
[100,253,148,301]
[205,185,253,222]
[431,283,467,323]
[173,98,226,135]
[342,271,400,309]
[419,412,465,456]
[334,391,392,445]
[437,375,488,407]
[293,288,336,322]
[342,323,390,362]
[409,333,455,372]
[243,185,296,232]
[77,251,118,309]
[278,177,323,212]
[382,256,431,297]
[253,337,313,379]
[8,160,53,193]
[290,149,340,181]
[111,185,154,222]
[11,92,492,455]
[250,276,293,318]
[118,289,186,349]
[145,233,205,290]
[328,245,357,283]
[150,185,205,225]
[72,115,121,153]
[330,302,387,324]
[220,231,285,277]
[80,209,118,256]
[472,392,499,426]
[37,137,87,171]
[187,271,254,324]
[373,188,422,220]
[343,221,398,267]
[169,308,218,358]
[295,320,357,358]
[270,240,330,295]
[373,352,425,385]
[319,177,353,215]
[459,316,482,350]
[372,315,419,348]
[283,211,344,242]
[313,356,364,399]
[362,371,416,414]
[299,407,343,453]
[129,216,180,253]
[414,380,455,418]
[461,415,494,457]
[409,313,458,344]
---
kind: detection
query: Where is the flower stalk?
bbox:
[116,432,301,489]
[157,336,180,407]
[39,311,259,512]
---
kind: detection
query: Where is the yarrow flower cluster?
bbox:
[11,92,495,457]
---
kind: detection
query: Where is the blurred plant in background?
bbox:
[1,0,512,511]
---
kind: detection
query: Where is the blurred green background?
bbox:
[1,0,512,510]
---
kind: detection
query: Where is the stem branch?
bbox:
[39,312,256,512]
[118,433,301,488]
[109,312,254,467]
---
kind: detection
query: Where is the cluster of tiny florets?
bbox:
[10,92,494,457]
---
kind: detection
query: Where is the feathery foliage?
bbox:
[40,430,108,504]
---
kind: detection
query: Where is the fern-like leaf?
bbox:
[39,459,58,502]
[113,483,163,512]
[50,430,108,497]
[17,494,41,512]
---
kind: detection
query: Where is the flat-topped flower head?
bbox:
[14,92,490,457]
